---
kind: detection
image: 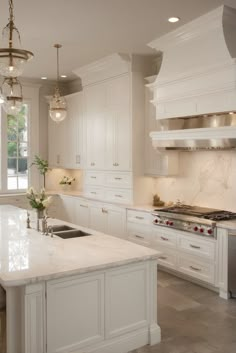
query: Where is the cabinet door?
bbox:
[60,196,75,223]
[106,206,126,238]
[84,83,107,170]
[64,93,84,169]
[106,75,131,171]
[48,116,64,168]
[89,204,107,233]
[74,199,90,228]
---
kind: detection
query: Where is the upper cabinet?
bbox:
[84,74,131,171]
[48,92,84,169]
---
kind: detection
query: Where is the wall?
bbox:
[151,151,236,212]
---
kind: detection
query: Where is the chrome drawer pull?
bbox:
[190,244,201,249]
[190,265,201,272]
[91,192,96,195]
[76,155,80,164]
[115,195,122,198]
[114,177,122,180]
[135,235,144,239]
[161,236,169,241]
[80,204,88,208]
[159,256,167,260]
[90,176,97,179]
[135,216,144,220]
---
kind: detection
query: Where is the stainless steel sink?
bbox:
[54,229,92,239]
[50,225,75,232]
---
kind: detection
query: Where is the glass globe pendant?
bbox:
[49,44,67,123]
[1,77,23,114]
[0,0,33,78]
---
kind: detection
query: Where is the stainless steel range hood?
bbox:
[150,112,236,151]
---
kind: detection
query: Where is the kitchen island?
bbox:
[0,205,161,353]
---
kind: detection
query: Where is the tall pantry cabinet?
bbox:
[75,53,154,205]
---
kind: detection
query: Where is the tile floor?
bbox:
[130,270,236,353]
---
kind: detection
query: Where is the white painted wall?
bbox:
[150,151,236,212]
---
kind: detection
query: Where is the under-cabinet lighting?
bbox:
[41,76,47,80]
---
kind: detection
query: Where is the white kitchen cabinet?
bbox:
[74,198,90,228]
[84,83,107,170]
[59,195,75,224]
[48,92,83,169]
[105,75,131,171]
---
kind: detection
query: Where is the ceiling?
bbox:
[1,0,236,81]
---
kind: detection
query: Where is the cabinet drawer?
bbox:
[152,228,177,249]
[156,247,177,270]
[105,188,132,204]
[178,255,215,284]
[105,172,132,189]
[127,210,151,225]
[127,223,151,247]
[179,235,215,260]
[84,171,104,186]
[84,187,104,200]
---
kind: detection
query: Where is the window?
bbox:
[7,105,29,190]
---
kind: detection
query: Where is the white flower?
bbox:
[42,196,52,208]
[26,186,35,195]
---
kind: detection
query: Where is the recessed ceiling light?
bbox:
[168,17,180,23]
[60,75,67,78]
[41,76,47,80]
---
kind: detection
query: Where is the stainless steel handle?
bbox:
[115,195,122,198]
[190,265,201,272]
[161,236,169,241]
[114,177,122,180]
[159,256,167,260]
[190,244,201,249]
[134,235,144,239]
[102,208,108,214]
[90,176,97,179]
[113,163,119,166]
[135,216,144,220]
[80,204,88,208]
[76,155,80,164]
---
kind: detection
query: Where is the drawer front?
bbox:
[84,187,104,200]
[127,223,151,247]
[105,172,132,189]
[127,210,151,225]
[178,255,215,284]
[105,188,132,204]
[156,247,177,270]
[152,228,178,249]
[84,172,104,186]
[179,235,215,260]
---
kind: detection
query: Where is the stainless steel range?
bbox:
[152,205,236,239]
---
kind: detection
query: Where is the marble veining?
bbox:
[153,151,236,212]
[0,205,160,287]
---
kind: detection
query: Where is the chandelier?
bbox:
[49,44,67,123]
[0,0,34,115]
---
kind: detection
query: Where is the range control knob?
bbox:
[165,221,170,225]
[169,221,174,226]
[154,219,158,224]
[194,226,198,232]
[207,229,213,235]
[200,228,204,233]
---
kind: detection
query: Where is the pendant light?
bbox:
[1,77,23,114]
[0,0,34,78]
[49,44,67,123]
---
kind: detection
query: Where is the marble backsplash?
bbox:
[152,151,236,212]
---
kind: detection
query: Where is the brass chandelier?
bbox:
[49,44,67,123]
[0,0,34,114]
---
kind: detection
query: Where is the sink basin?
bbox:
[54,229,92,239]
[50,225,75,232]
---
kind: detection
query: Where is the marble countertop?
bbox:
[0,205,160,287]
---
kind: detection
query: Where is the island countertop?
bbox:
[0,205,160,287]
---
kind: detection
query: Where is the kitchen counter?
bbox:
[0,205,160,287]
[1,205,161,353]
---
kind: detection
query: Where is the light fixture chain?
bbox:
[57,45,59,82]
[9,0,14,22]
